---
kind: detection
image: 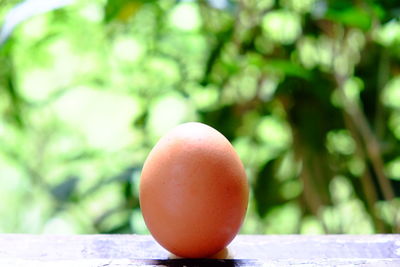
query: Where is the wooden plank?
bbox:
[0,234,399,266]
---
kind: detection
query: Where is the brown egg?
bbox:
[140,122,249,258]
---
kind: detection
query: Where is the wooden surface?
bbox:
[0,234,399,266]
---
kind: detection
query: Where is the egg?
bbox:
[139,122,249,258]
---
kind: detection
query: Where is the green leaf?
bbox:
[325,7,371,30]
[0,55,24,127]
[249,54,312,79]
[267,60,312,79]
[104,0,148,23]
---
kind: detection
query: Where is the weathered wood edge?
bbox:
[0,234,399,266]
[0,258,399,267]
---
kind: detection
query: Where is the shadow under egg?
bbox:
[168,247,231,260]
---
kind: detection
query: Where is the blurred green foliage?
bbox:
[0,0,399,234]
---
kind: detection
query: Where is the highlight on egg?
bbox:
[139,122,249,258]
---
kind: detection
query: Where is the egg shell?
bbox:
[139,122,249,258]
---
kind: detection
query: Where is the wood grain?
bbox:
[0,234,399,266]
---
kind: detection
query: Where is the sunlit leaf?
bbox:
[262,9,302,44]
[169,2,201,31]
